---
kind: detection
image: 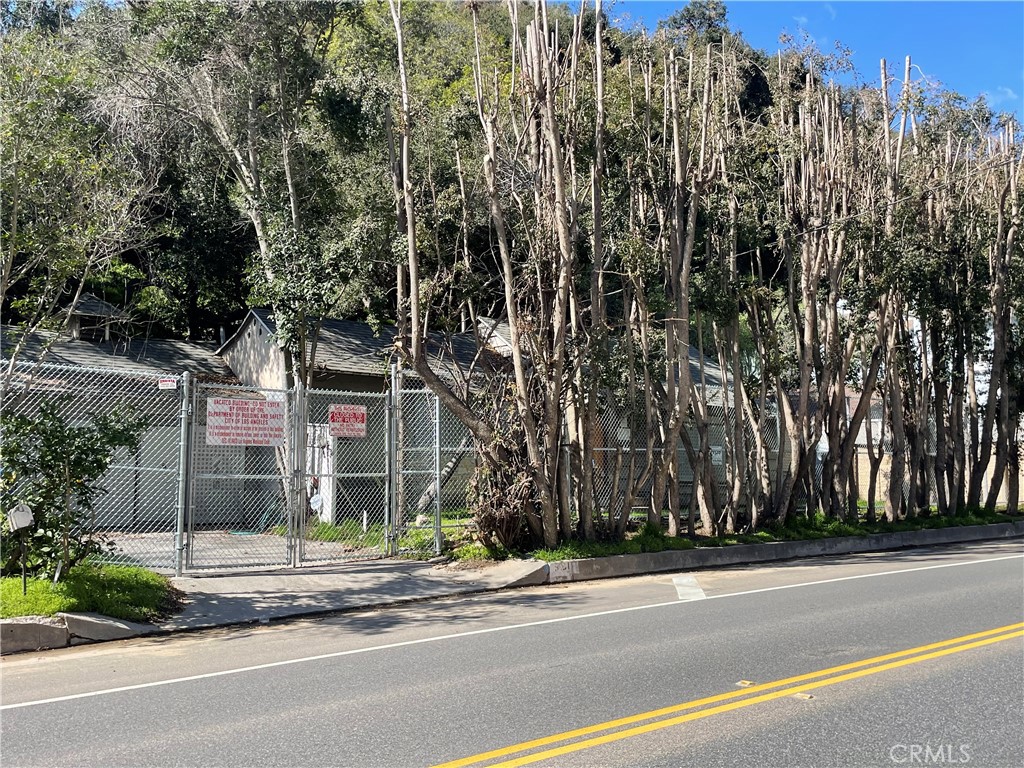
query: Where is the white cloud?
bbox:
[794,15,809,26]
[984,85,1021,106]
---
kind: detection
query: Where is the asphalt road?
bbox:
[2,540,1022,768]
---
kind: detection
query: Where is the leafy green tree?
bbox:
[97,0,363,381]
[120,147,253,340]
[0,26,154,381]
[657,0,728,46]
[1,398,149,579]
[0,0,74,34]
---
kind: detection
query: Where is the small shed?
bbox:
[218,309,487,391]
[66,293,133,342]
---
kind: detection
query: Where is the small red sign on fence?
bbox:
[329,404,367,438]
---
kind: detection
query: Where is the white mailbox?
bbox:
[6,503,34,532]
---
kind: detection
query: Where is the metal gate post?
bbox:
[433,393,442,555]
[387,363,399,555]
[291,380,306,567]
[173,371,192,577]
[186,379,200,570]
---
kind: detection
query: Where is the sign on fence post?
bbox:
[329,404,368,439]
[206,398,286,446]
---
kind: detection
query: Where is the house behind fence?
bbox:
[1,356,479,574]
[2,316,1018,574]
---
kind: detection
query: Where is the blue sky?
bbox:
[609,1,1024,117]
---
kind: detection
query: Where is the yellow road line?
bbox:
[433,622,1024,768]
[488,630,1023,767]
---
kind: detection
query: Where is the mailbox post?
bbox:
[7,503,35,595]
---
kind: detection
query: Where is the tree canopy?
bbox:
[2,0,1020,546]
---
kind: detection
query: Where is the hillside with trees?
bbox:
[2,0,1020,549]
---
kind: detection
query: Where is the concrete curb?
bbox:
[466,559,550,589]
[0,612,161,655]
[542,521,1024,584]
[2,521,1021,655]
[60,612,160,643]
[1,616,70,655]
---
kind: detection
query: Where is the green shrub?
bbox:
[1,397,148,580]
[398,526,436,555]
[452,541,509,561]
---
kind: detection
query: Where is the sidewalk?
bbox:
[162,557,549,631]
[0,557,550,654]
[3,520,1023,655]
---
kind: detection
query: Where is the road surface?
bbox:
[2,539,1022,767]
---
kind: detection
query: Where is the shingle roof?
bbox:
[478,314,725,388]
[68,293,131,320]
[685,346,724,389]
[246,309,489,379]
[1,327,235,379]
[477,316,515,357]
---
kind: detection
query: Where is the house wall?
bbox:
[220,317,287,390]
[93,426,181,531]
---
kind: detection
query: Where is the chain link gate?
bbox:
[1,361,188,571]
[394,386,442,554]
[186,381,294,569]
[298,388,390,563]
[3,360,480,572]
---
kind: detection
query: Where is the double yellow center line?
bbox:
[433,622,1024,768]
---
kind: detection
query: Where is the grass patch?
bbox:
[306,519,386,546]
[777,508,1016,539]
[0,564,182,623]
[526,507,1020,562]
[295,506,1019,564]
[531,523,697,562]
[450,542,506,561]
[860,509,1015,533]
[698,530,783,547]
[398,526,437,555]
[272,520,387,547]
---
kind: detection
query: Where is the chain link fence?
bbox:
[11,360,1012,572]
[437,401,476,532]
[1,361,186,571]
[393,386,478,555]
[588,387,772,525]
[1,361,478,572]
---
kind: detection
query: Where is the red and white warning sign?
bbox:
[206,398,286,446]
[329,404,367,438]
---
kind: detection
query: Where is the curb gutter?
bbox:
[3,521,1022,655]
[542,521,1024,583]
